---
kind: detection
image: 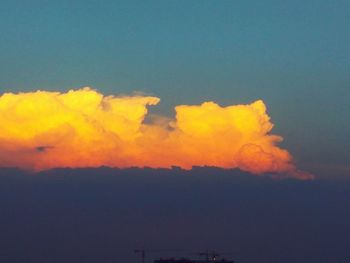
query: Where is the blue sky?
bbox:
[0,0,349,177]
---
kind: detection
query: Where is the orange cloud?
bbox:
[0,87,313,179]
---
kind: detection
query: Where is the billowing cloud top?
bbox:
[0,87,313,179]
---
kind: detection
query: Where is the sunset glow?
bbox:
[0,88,313,179]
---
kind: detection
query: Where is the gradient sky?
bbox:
[1,168,350,263]
[1,2,350,263]
[1,0,349,178]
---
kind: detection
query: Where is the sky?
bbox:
[1,168,350,263]
[0,1,350,262]
[0,0,349,178]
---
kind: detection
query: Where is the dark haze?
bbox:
[0,167,349,263]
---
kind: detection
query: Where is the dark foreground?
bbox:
[0,167,349,263]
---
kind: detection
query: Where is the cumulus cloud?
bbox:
[0,87,313,179]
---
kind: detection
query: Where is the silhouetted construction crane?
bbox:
[194,249,237,262]
[135,248,186,263]
[136,248,236,263]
